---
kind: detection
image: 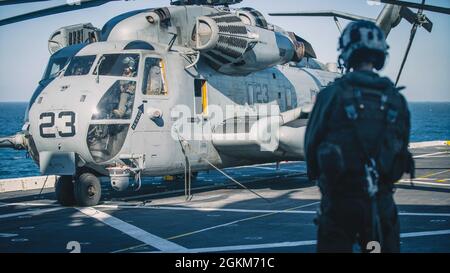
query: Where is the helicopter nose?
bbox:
[27,62,140,173]
[26,77,99,163]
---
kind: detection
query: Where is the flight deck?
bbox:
[0,143,449,253]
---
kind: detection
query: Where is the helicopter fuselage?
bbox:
[10,4,340,202]
[27,39,338,178]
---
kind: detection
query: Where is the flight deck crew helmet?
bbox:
[338,20,389,70]
[122,56,136,71]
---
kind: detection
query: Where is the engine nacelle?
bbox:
[194,12,300,75]
[48,23,100,54]
[236,7,269,29]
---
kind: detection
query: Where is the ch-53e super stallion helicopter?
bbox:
[0,0,446,207]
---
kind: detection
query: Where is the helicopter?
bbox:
[0,0,446,207]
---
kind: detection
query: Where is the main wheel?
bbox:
[74,172,102,207]
[55,176,75,206]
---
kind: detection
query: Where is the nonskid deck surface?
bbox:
[0,144,449,253]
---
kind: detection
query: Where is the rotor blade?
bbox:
[269,10,374,22]
[395,22,418,86]
[400,6,433,32]
[377,0,450,15]
[0,0,51,6]
[0,0,119,26]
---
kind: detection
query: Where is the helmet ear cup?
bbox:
[350,28,361,43]
[122,56,136,70]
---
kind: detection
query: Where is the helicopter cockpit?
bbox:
[85,53,139,163]
[61,45,167,163]
[91,53,140,121]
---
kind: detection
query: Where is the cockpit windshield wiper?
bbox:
[95,55,106,83]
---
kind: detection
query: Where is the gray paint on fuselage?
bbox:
[197,61,332,113]
[100,9,153,41]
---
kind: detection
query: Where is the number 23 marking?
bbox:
[39,111,76,138]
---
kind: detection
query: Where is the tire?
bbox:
[74,172,102,207]
[55,176,75,206]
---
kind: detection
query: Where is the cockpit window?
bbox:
[92,80,136,120]
[87,124,129,163]
[43,57,68,79]
[142,57,166,95]
[97,54,139,77]
[64,55,96,76]
[88,78,137,163]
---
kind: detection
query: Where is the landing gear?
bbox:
[73,172,102,207]
[55,172,102,207]
[55,176,75,206]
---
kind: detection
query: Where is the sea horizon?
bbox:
[0,101,449,179]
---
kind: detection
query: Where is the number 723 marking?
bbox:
[39,111,76,138]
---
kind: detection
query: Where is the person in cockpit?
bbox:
[113,57,137,118]
[113,81,135,119]
[121,56,137,77]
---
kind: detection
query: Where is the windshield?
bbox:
[43,57,68,79]
[64,55,96,76]
[97,54,139,77]
[93,80,136,120]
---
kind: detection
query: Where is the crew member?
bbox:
[305,20,414,253]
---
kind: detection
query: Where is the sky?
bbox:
[0,0,449,102]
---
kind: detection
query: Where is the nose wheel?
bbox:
[55,173,102,207]
[73,172,102,207]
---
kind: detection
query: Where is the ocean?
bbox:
[0,102,449,179]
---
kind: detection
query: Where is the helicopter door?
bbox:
[194,79,209,155]
[285,87,293,110]
[194,79,208,116]
[130,56,169,168]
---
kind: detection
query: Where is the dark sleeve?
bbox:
[304,87,336,180]
[400,94,411,158]
[395,92,411,150]
[394,92,414,178]
[402,96,411,146]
